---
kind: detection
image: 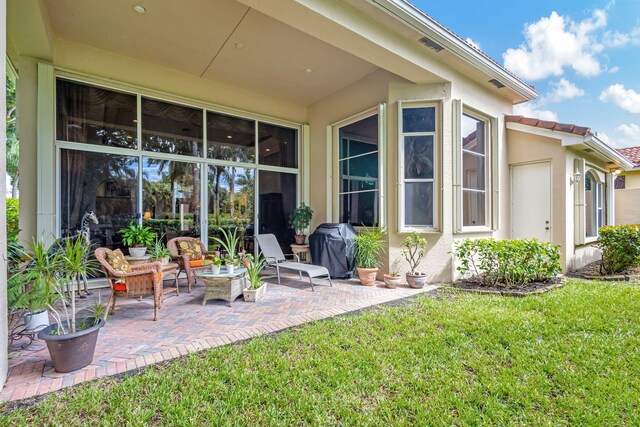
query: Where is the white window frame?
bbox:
[398,100,440,233]
[453,101,498,233]
[51,71,302,251]
[584,168,604,242]
[331,104,386,228]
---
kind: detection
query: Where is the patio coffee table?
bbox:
[197,268,247,307]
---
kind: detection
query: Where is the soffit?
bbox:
[43,0,379,105]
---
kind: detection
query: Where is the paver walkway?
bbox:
[2,274,437,402]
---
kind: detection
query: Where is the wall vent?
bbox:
[489,79,505,88]
[418,36,444,52]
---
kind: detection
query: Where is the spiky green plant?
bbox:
[211,227,240,260]
[354,225,387,269]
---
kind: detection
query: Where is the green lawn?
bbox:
[2,280,640,426]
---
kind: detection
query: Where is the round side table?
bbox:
[290,244,311,264]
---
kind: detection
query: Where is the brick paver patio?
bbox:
[2,274,437,402]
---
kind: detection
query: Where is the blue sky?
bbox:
[412,0,640,148]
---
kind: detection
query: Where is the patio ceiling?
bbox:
[42,0,380,105]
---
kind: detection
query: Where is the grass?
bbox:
[2,280,640,426]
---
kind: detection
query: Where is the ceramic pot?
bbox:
[211,264,221,274]
[38,318,105,373]
[128,247,147,257]
[243,283,267,302]
[383,274,403,289]
[356,267,378,286]
[23,310,49,331]
[226,263,235,275]
[406,273,428,289]
[294,235,306,245]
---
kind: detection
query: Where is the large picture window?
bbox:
[56,77,300,257]
[399,102,436,230]
[585,170,603,238]
[461,113,488,228]
[338,114,379,226]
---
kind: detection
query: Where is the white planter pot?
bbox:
[243,283,267,302]
[211,264,221,274]
[128,247,147,257]
[160,256,170,266]
[23,310,49,332]
[226,263,235,275]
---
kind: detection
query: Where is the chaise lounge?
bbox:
[255,234,332,291]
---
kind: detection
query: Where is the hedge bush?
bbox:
[452,238,562,288]
[597,224,640,274]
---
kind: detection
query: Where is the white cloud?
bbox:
[503,10,606,80]
[543,78,585,103]
[608,66,620,73]
[513,102,559,121]
[465,38,481,50]
[600,84,640,113]
[615,123,640,145]
[603,27,640,47]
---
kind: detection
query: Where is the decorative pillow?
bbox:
[106,249,130,274]
[113,280,127,292]
[178,239,203,260]
[189,259,206,268]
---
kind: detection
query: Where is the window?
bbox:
[258,170,297,251]
[142,98,203,157]
[207,112,255,163]
[56,79,137,149]
[338,114,379,226]
[461,113,488,228]
[258,123,298,168]
[585,170,603,238]
[399,102,437,229]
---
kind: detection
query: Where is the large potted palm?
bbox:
[354,225,387,286]
[38,236,107,373]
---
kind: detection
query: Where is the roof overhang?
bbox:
[368,0,538,102]
[506,122,634,170]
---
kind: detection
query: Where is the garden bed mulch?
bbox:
[443,276,565,297]
[567,261,640,282]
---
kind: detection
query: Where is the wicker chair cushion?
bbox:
[178,239,203,260]
[106,249,130,274]
[113,280,127,291]
[189,259,207,267]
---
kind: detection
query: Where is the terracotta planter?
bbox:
[38,318,105,373]
[406,273,428,289]
[383,274,403,289]
[294,234,306,245]
[243,283,267,302]
[128,246,147,257]
[356,267,378,286]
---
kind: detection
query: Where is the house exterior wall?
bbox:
[620,170,640,189]
[615,188,640,224]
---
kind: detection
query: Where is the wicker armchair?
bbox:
[95,247,163,321]
[167,237,216,292]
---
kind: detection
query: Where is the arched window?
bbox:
[585,170,603,238]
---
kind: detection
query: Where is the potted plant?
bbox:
[243,254,267,302]
[225,257,240,275]
[354,225,387,286]
[148,235,171,265]
[208,255,223,274]
[289,203,314,245]
[119,222,156,257]
[11,238,59,331]
[211,227,240,262]
[38,236,107,373]
[383,271,403,289]
[401,232,428,288]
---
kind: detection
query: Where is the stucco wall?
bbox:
[616,188,640,225]
[621,170,640,189]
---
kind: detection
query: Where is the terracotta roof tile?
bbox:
[505,115,591,136]
[616,146,640,166]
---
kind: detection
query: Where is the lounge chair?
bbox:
[254,234,332,291]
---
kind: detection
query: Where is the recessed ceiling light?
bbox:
[227,135,233,139]
[235,43,244,49]
[304,68,313,74]
[133,5,146,14]
[133,119,138,123]
[265,148,271,152]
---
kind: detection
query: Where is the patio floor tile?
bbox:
[3,273,437,402]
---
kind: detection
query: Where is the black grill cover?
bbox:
[309,223,357,278]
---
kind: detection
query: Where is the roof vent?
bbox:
[419,36,444,52]
[489,79,505,88]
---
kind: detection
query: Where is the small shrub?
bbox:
[6,197,18,235]
[452,238,561,288]
[597,224,640,274]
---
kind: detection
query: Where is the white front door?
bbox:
[511,162,552,242]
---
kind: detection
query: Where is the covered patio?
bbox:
[2,275,437,402]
